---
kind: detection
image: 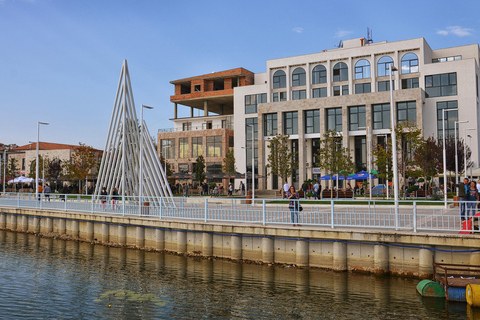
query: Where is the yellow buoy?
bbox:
[466,284,480,307]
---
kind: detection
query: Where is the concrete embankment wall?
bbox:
[1,207,479,278]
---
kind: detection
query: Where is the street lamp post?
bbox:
[389,64,399,229]
[467,134,473,179]
[2,146,8,195]
[247,124,254,205]
[464,128,476,179]
[442,108,458,207]
[140,104,154,214]
[36,121,49,200]
[454,120,468,196]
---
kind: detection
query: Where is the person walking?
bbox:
[228,183,233,197]
[240,181,245,196]
[283,180,290,199]
[313,181,319,200]
[466,181,479,222]
[451,177,469,222]
[44,184,51,201]
[101,187,108,210]
[112,187,119,210]
[286,186,301,226]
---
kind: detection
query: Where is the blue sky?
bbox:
[1,0,479,150]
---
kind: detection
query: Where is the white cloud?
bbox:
[292,27,304,34]
[437,26,473,37]
[334,29,353,39]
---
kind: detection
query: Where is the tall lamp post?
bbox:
[454,120,468,196]
[247,124,254,205]
[36,121,49,200]
[162,145,170,177]
[139,104,154,214]
[388,64,399,229]
[442,108,458,207]
[467,134,474,179]
[3,145,8,195]
[464,128,476,179]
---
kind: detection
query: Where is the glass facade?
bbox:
[372,103,391,129]
[305,110,320,134]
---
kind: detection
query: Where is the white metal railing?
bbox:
[0,193,477,234]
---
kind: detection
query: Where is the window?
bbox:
[372,103,391,129]
[354,136,367,172]
[437,101,458,139]
[326,108,342,131]
[292,67,306,87]
[192,137,203,157]
[312,65,327,84]
[229,136,234,151]
[22,158,25,170]
[206,136,222,157]
[377,56,394,77]
[312,138,320,166]
[349,106,366,131]
[432,55,462,63]
[245,93,266,113]
[292,90,306,100]
[161,139,175,159]
[273,70,286,88]
[333,62,348,82]
[312,87,327,98]
[182,122,191,131]
[378,80,393,92]
[194,84,201,92]
[355,59,371,79]
[333,85,349,96]
[397,101,416,123]
[425,73,457,98]
[304,109,320,134]
[283,111,298,135]
[264,113,277,136]
[401,78,419,89]
[401,53,419,74]
[178,163,189,174]
[272,92,286,102]
[179,138,188,158]
[355,83,371,94]
[206,162,222,174]
[245,118,258,178]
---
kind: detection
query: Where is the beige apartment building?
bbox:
[234,37,480,190]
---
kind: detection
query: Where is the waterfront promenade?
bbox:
[1,193,479,278]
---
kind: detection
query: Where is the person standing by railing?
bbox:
[451,177,469,222]
[466,181,479,222]
[287,186,301,226]
[44,184,51,201]
[112,187,119,210]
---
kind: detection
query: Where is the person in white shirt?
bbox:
[283,181,290,199]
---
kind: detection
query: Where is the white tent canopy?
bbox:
[8,176,39,184]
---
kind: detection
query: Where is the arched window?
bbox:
[273,70,286,88]
[292,67,306,87]
[312,65,327,84]
[333,62,348,82]
[401,53,419,74]
[355,59,371,79]
[377,56,394,77]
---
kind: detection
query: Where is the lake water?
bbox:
[0,230,473,319]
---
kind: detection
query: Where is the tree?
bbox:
[194,155,206,183]
[222,149,236,177]
[442,136,471,181]
[372,143,393,182]
[65,143,100,193]
[160,154,174,185]
[28,155,48,179]
[314,130,355,187]
[414,137,442,195]
[6,158,19,180]
[393,121,423,198]
[266,134,298,189]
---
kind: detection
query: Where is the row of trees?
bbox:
[265,121,471,198]
[4,143,100,192]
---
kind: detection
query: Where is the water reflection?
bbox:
[0,230,470,319]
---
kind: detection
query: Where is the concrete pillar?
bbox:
[231,235,242,260]
[174,103,177,119]
[333,242,347,271]
[177,231,187,254]
[296,240,309,267]
[419,246,434,278]
[46,218,53,233]
[86,221,94,241]
[374,244,389,274]
[156,229,165,251]
[10,214,17,231]
[58,219,66,235]
[136,226,145,248]
[71,220,79,238]
[101,223,109,243]
[33,217,41,234]
[203,100,208,116]
[118,225,126,245]
[203,232,213,257]
[21,215,28,232]
[0,214,6,229]
[262,237,274,263]
[190,106,193,118]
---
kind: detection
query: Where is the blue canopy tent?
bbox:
[349,170,376,180]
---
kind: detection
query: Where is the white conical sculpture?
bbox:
[95,60,173,206]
